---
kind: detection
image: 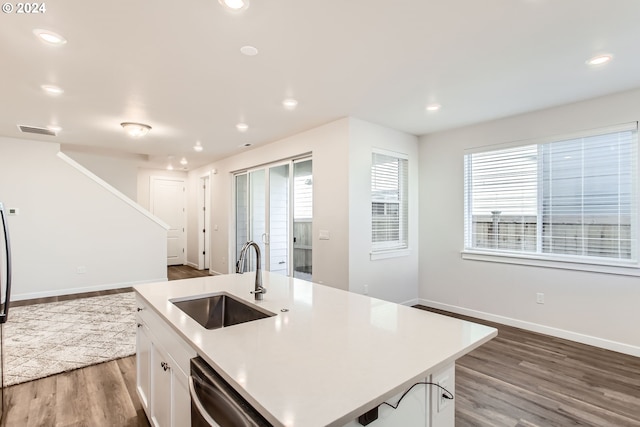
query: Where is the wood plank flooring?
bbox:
[3,268,638,426]
[416,306,640,427]
[2,356,147,427]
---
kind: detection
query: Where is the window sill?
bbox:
[370,248,411,261]
[461,249,640,276]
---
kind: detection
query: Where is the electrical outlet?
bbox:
[437,375,450,413]
[536,292,545,304]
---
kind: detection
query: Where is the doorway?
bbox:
[150,176,186,266]
[234,157,312,279]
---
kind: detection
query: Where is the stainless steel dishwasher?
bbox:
[189,357,272,427]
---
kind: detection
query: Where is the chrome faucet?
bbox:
[236,241,266,300]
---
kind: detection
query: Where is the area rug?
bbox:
[3,292,136,386]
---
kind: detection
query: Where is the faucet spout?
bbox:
[236,241,266,300]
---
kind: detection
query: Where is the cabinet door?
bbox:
[151,345,173,427]
[136,320,152,414]
[172,368,191,426]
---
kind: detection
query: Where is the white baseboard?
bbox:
[186,261,199,269]
[419,299,640,358]
[400,298,420,307]
[209,270,224,276]
[11,277,168,302]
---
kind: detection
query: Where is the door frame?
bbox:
[231,155,312,276]
[197,172,211,271]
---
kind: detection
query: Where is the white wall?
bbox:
[0,137,168,300]
[349,118,420,304]
[186,117,419,302]
[189,119,350,290]
[418,89,640,356]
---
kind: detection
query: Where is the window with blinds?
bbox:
[464,123,638,263]
[371,151,408,252]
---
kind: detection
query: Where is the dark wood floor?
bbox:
[4,267,639,426]
[416,306,640,427]
[167,264,212,281]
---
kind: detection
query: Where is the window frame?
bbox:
[371,148,410,259]
[462,122,640,276]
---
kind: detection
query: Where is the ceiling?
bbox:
[2,0,640,170]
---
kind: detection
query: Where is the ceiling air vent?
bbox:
[18,125,57,136]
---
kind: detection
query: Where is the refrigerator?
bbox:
[0,202,12,422]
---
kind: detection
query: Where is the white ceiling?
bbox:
[2,0,640,170]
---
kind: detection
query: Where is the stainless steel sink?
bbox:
[171,292,275,330]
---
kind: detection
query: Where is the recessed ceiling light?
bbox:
[239,143,252,148]
[120,122,151,138]
[426,103,441,112]
[180,158,188,166]
[219,0,249,11]
[167,164,174,171]
[193,141,204,152]
[282,98,298,109]
[240,45,258,56]
[236,123,249,132]
[586,54,613,66]
[41,84,64,96]
[33,29,67,45]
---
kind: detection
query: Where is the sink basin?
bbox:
[171,292,275,330]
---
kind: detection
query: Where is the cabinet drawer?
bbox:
[135,294,196,377]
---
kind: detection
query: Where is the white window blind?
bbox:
[464,124,638,263]
[372,151,408,251]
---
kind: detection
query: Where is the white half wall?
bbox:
[348,118,420,304]
[0,137,168,300]
[418,89,640,356]
[61,146,143,201]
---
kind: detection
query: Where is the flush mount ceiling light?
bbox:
[121,122,151,138]
[426,103,441,112]
[236,122,249,132]
[41,84,64,96]
[586,54,613,66]
[240,45,258,56]
[47,125,62,133]
[180,157,188,166]
[219,0,249,11]
[282,98,298,109]
[193,141,204,152]
[33,29,67,45]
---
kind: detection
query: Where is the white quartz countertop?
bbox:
[134,273,497,427]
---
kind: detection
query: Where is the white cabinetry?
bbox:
[342,363,455,427]
[136,294,196,427]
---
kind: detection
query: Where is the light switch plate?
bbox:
[319,230,330,240]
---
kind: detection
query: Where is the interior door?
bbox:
[151,177,186,266]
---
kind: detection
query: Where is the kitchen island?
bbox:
[134,272,496,427]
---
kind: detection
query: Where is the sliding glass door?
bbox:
[292,159,312,280]
[234,157,312,279]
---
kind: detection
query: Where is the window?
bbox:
[464,123,638,265]
[371,150,408,253]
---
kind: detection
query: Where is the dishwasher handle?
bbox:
[189,375,220,427]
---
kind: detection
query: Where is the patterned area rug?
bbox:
[3,292,136,386]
